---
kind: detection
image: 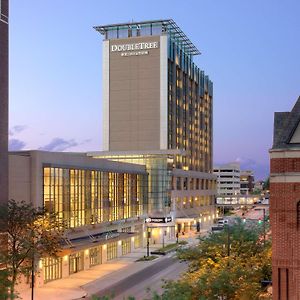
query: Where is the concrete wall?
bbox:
[0,0,9,205]
[107,36,161,151]
[9,154,31,204]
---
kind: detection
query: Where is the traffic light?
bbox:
[258,218,262,224]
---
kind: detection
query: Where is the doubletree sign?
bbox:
[145,217,172,223]
[110,41,159,57]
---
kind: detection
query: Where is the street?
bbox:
[90,255,188,300]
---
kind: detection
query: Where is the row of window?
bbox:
[174,177,216,191]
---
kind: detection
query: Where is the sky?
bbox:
[9,0,300,180]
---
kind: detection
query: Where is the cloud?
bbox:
[9,125,27,136]
[9,138,26,151]
[39,138,79,152]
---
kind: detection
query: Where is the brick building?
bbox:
[270,96,300,300]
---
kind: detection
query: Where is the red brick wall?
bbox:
[270,157,300,300]
[271,157,300,173]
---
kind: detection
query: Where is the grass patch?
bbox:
[136,255,158,262]
[158,243,179,252]
[178,240,188,245]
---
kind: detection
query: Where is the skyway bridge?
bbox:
[215,195,269,207]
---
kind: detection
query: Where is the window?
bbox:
[43,257,62,283]
[90,246,102,266]
[122,238,131,255]
[107,242,118,261]
[43,167,147,229]
[69,252,84,274]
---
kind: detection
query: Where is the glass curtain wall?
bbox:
[43,257,62,283]
[168,38,213,173]
[97,155,173,214]
[43,167,148,228]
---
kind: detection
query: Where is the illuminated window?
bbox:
[43,257,62,283]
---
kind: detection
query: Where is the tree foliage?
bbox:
[0,199,64,299]
[158,219,272,300]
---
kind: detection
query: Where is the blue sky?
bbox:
[9,0,300,180]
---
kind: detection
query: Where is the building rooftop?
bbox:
[94,19,201,56]
[272,96,300,150]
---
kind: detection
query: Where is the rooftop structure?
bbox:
[94,19,201,56]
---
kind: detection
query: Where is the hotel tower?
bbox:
[91,19,217,237]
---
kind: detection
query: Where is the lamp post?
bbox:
[162,230,166,248]
[31,255,35,300]
[226,224,230,257]
[147,228,150,257]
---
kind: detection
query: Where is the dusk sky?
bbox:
[9,0,300,180]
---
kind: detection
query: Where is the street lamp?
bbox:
[226,224,230,257]
[146,228,151,257]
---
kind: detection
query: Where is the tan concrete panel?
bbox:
[109,36,161,151]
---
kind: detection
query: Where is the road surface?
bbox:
[90,256,188,300]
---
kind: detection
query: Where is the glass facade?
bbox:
[89,246,102,266]
[69,252,84,274]
[43,167,148,228]
[134,224,143,249]
[43,257,62,283]
[107,241,118,261]
[121,238,131,255]
[167,39,213,172]
[96,155,173,214]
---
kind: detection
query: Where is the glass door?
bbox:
[69,252,84,274]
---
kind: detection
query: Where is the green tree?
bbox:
[0,199,64,299]
[167,219,272,300]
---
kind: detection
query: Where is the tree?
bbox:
[264,177,270,190]
[0,199,64,299]
[165,219,272,300]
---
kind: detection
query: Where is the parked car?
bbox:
[217,219,228,226]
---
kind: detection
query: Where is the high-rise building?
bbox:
[0,0,9,205]
[214,163,241,196]
[92,20,216,235]
[270,96,300,300]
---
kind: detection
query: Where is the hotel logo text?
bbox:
[111,41,159,57]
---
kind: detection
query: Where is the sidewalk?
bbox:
[18,232,206,300]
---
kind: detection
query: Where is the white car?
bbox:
[217,219,229,226]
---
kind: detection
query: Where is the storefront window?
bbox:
[43,257,62,283]
[89,246,102,266]
[122,238,131,255]
[107,242,118,261]
[69,252,84,274]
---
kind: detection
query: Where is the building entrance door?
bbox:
[69,252,84,274]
